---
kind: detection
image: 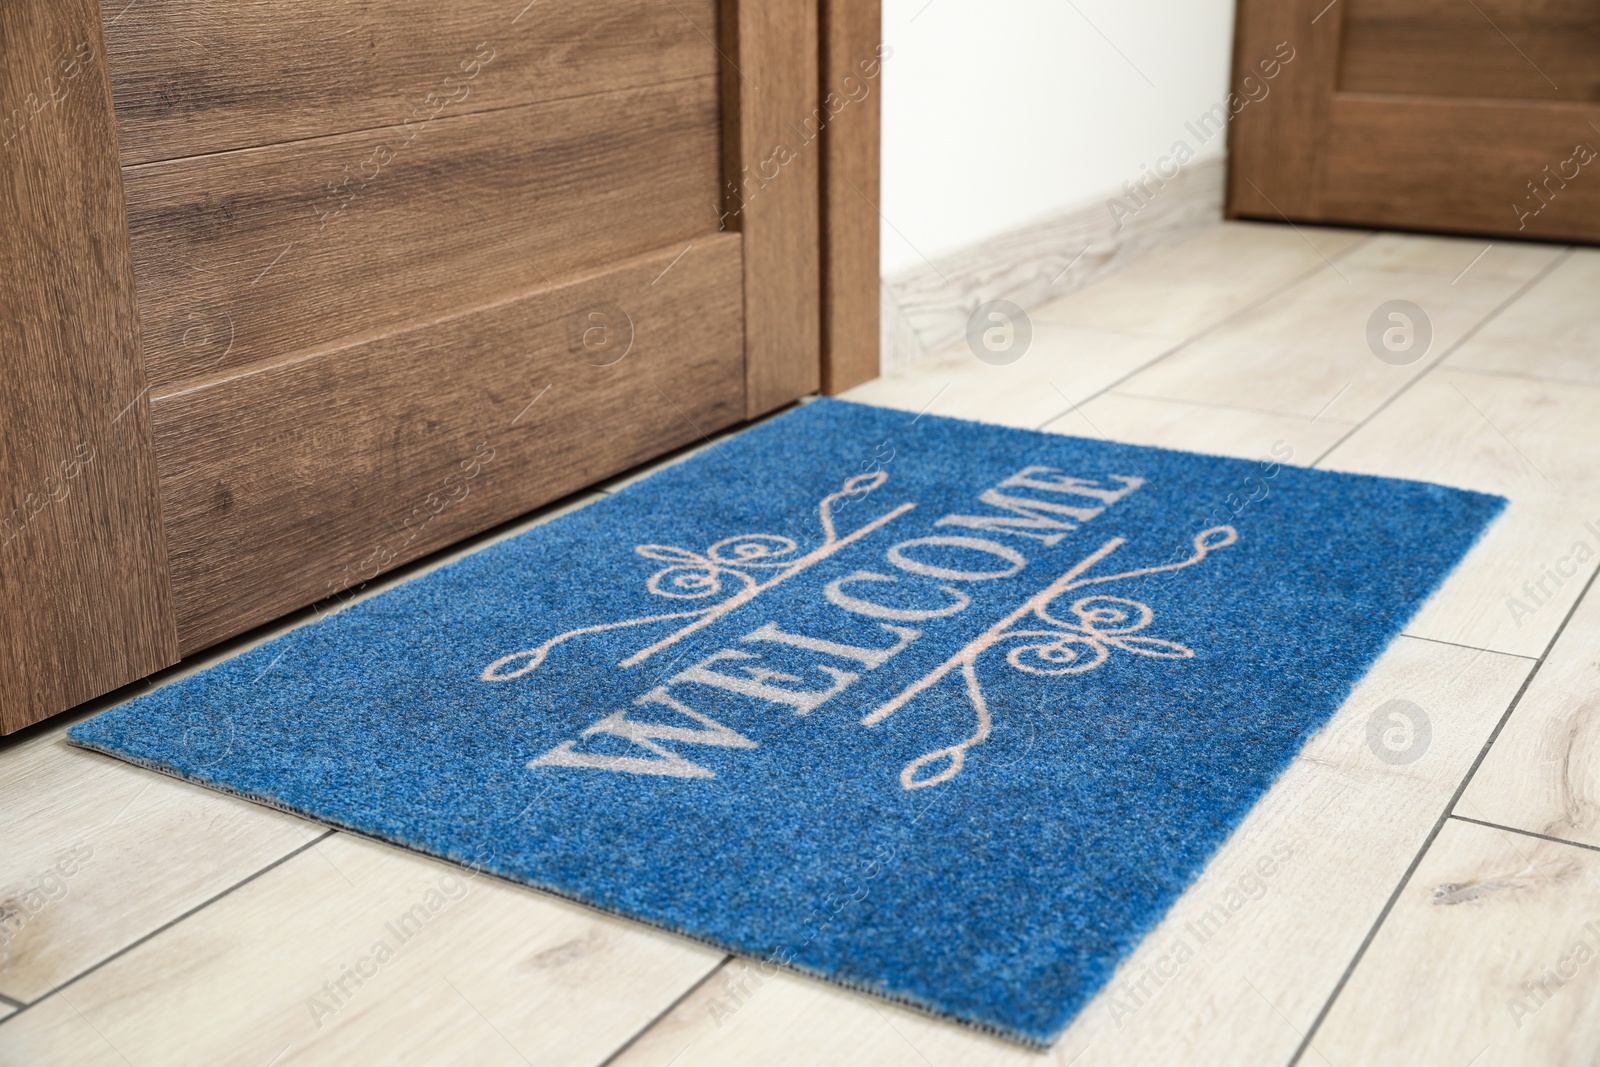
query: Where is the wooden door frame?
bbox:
[719,0,881,409]
[1225,0,1339,225]
[819,0,883,395]
[719,0,821,416]
[0,0,180,735]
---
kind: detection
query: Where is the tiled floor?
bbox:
[4,221,1598,1066]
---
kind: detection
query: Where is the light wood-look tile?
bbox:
[1446,249,1600,387]
[0,487,605,1007]
[844,325,1172,428]
[0,736,319,1003]
[1314,818,1600,1067]
[0,1002,14,1023]
[1029,222,1369,343]
[1045,390,1357,464]
[1340,233,1565,281]
[1459,578,1600,851]
[0,834,722,1066]
[1322,368,1600,658]
[607,639,1530,1067]
[1116,259,1537,425]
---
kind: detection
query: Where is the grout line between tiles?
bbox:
[1031,232,1379,433]
[1444,564,1600,817]
[1448,814,1600,856]
[1398,633,1537,660]
[1286,559,1600,1065]
[596,955,734,1067]
[0,993,23,1011]
[1311,249,1575,468]
[1103,387,1351,424]
[0,830,337,1027]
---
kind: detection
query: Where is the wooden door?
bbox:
[0,0,179,734]
[1229,0,1600,242]
[2,0,849,733]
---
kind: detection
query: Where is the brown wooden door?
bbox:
[2,0,850,733]
[1,0,180,735]
[1229,0,1600,242]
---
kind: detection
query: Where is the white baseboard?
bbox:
[880,154,1226,373]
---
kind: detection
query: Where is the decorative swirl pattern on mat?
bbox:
[1003,596,1195,676]
[864,526,1238,790]
[636,536,799,600]
[481,472,915,682]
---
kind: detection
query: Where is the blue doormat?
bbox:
[70,399,1502,1045]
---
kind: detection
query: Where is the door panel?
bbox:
[103,0,719,165]
[102,0,812,657]
[1321,97,1600,240]
[1338,0,1600,102]
[127,80,722,389]
[0,0,179,734]
[152,237,746,654]
[2,0,824,731]
[1229,0,1600,242]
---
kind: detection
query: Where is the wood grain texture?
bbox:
[1050,391,1358,463]
[1315,819,1600,1066]
[0,833,723,1065]
[1225,0,1341,220]
[721,0,823,416]
[1116,251,1539,424]
[1027,220,1365,344]
[1230,0,1600,241]
[1447,249,1600,385]
[0,0,178,735]
[818,0,881,394]
[127,79,723,392]
[1459,577,1600,852]
[1339,0,1600,102]
[605,640,1532,1067]
[101,0,719,166]
[845,324,1171,430]
[0,734,318,1001]
[153,237,746,655]
[878,277,929,374]
[885,158,1226,365]
[1322,366,1600,658]
[1342,230,1567,279]
[1320,96,1600,243]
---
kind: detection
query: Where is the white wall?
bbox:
[880,0,1238,275]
